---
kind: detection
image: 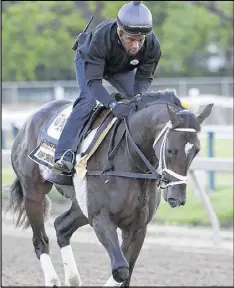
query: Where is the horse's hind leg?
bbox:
[92,208,129,285]
[104,225,147,287]
[20,177,61,286]
[54,194,89,286]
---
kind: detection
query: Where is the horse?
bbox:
[6,89,213,287]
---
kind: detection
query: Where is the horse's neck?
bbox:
[128,110,157,164]
[127,106,171,166]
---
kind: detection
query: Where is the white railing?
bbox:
[189,157,233,245]
[2,77,233,105]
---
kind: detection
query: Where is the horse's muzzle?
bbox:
[167,198,185,208]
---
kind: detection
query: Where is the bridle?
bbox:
[153,120,197,188]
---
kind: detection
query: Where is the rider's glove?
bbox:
[109,101,132,119]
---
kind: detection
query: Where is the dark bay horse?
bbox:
[6,89,213,286]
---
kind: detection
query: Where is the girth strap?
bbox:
[87,170,161,180]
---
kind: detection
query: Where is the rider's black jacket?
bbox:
[77,19,161,107]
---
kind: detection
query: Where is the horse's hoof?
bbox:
[112,267,129,283]
[65,274,82,286]
[45,277,61,287]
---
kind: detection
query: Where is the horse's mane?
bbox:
[133,89,201,132]
[142,88,181,103]
[133,88,183,109]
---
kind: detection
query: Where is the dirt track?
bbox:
[2,208,233,287]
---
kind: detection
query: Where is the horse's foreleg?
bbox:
[120,225,147,287]
[54,199,88,286]
[92,209,129,286]
[23,181,61,287]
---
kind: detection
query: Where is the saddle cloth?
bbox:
[42,103,73,144]
[28,102,114,185]
[29,103,73,170]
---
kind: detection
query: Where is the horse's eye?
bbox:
[195,148,200,155]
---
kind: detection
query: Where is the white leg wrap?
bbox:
[61,245,81,286]
[40,253,61,286]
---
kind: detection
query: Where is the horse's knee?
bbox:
[54,216,70,248]
[54,205,88,248]
[54,214,67,236]
[54,215,62,232]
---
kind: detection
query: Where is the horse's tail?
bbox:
[5,177,51,229]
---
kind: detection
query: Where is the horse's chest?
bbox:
[130,203,155,229]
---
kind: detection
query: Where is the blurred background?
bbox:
[1,1,233,232]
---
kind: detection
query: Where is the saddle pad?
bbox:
[28,126,100,185]
[28,103,73,170]
[29,139,57,169]
[41,103,73,145]
[28,99,110,174]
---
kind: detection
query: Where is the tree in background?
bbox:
[2,1,233,81]
[2,1,85,81]
[98,1,233,77]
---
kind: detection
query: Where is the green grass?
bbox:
[2,168,16,185]
[2,168,61,199]
[199,138,233,158]
[155,174,233,227]
[2,138,233,227]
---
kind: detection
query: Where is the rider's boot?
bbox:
[52,149,75,175]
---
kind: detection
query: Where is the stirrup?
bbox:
[52,161,73,175]
[60,149,75,164]
[52,150,75,175]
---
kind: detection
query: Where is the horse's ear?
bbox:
[197,103,214,124]
[167,104,184,128]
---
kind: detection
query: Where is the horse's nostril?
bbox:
[167,149,178,156]
[167,149,173,155]
[168,198,180,208]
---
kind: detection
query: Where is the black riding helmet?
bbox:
[117,1,152,36]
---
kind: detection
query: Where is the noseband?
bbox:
[153,121,196,188]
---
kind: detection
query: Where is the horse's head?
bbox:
[153,103,213,208]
